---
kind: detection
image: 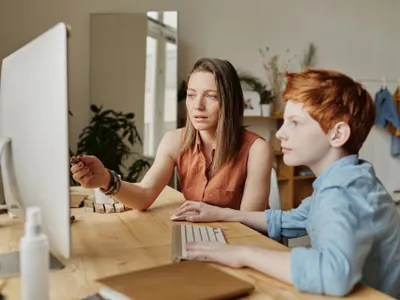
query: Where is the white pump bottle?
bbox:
[20,206,49,300]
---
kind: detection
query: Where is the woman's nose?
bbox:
[193,96,205,110]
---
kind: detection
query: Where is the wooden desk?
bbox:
[0,186,394,299]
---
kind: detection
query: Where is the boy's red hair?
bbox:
[282,68,376,154]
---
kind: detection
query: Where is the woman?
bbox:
[71,57,273,211]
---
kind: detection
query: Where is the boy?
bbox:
[174,68,400,298]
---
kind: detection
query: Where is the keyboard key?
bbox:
[186,225,194,243]
[193,226,202,242]
[206,227,217,242]
[214,228,226,243]
[199,226,209,242]
[181,226,187,258]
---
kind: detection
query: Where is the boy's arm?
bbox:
[185,198,311,285]
[264,196,312,240]
[187,187,373,296]
[224,196,312,237]
[187,243,294,285]
[289,186,374,296]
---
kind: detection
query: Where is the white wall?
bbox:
[0,0,399,192]
[90,13,147,157]
[0,0,185,152]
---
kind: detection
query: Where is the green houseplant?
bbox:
[72,105,150,185]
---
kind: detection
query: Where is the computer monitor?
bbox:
[0,23,71,264]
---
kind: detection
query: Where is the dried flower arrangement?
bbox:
[258,43,317,115]
[300,42,317,69]
[259,47,294,115]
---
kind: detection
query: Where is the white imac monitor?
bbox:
[0,22,71,262]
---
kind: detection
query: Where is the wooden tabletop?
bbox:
[0,186,394,299]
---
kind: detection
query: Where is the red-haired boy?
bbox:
[175,68,400,298]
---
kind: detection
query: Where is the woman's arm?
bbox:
[240,138,273,211]
[103,129,180,210]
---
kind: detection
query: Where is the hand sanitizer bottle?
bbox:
[20,207,49,300]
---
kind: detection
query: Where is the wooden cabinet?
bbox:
[274,151,315,210]
[245,116,315,210]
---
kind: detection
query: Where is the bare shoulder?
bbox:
[158,129,183,161]
[248,138,273,166]
[162,128,182,143]
[249,138,273,157]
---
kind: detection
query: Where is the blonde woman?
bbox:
[71,58,273,211]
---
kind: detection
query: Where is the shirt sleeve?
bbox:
[290,186,374,296]
[265,196,312,240]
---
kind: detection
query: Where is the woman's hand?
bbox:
[174,201,230,222]
[186,242,248,268]
[70,155,110,189]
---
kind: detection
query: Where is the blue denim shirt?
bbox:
[266,155,400,298]
[375,87,400,131]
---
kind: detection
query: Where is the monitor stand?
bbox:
[0,251,64,277]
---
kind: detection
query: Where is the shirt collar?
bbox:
[193,130,202,154]
[193,130,216,155]
[312,154,359,190]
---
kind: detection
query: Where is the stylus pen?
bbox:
[70,157,82,165]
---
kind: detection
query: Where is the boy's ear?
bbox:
[329,122,351,148]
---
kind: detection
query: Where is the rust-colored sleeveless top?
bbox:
[176,129,262,209]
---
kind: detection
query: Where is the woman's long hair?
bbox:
[180,58,244,174]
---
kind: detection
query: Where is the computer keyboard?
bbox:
[172,224,227,262]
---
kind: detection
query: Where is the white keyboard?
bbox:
[172,224,226,262]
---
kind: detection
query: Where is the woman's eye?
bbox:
[291,120,298,126]
[187,94,195,98]
[206,94,217,99]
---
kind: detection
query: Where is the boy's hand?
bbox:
[186,242,247,268]
[174,201,229,222]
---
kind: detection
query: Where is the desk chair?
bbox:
[270,168,311,248]
[269,168,281,210]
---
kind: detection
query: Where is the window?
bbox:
[144,37,157,156]
[164,42,177,132]
[163,11,177,29]
[146,11,159,21]
[143,12,178,157]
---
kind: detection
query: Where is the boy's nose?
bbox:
[276,127,288,141]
